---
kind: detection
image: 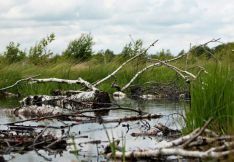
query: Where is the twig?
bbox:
[121,54,185,91]
[181,117,213,148]
[33,126,52,161]
[0,74,40,91]
[79,105,146,114]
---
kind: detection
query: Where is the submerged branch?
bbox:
[105,118,234,160]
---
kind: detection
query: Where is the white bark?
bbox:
[30,77,98,91]
[0,75,40,91]
[20,95,66,107]
[15,105,65,118]
[155,128,199,148]
[113,91,127,100]
[69,91,96,102]
[20,91,97,109]
[107,148,234,159]
[105,118,233,160]
[121,54,185,91]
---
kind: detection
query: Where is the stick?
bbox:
[121,54,185,91]
[106,147,234,159]
[30,77,98,91]
[0,75,40,91]
[33,126,52,161]
[181,117,213,148]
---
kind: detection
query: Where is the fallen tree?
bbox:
[0,127,67,155]
[105,118,234,161]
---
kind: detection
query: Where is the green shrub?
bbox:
[3,42,26,63]
[28,33,55,65]
[63,33,94,61]
[120,39,144,57]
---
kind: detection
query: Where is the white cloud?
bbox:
[0,0,233,55]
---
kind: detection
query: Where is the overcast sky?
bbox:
[0,0,234,55]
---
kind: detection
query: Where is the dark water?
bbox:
[0,98,184,162]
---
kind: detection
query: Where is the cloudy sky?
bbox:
[0,0,234,55]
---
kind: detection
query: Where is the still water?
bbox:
[0,98,184,162]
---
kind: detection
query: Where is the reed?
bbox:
[0,59,182,96]
[185,63,234,133]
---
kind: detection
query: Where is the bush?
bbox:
[190,45,214,58]
[3,42,25,63]
[93,49,115,64]
[29,33,55,65]
[120,39,144,57]
[63,33,94,61]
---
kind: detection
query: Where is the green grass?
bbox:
[185,63,234,133]
[0,58,184,96]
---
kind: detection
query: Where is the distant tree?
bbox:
[29,33,55,65]
[121,39,144,57]
[178,49,185,56]
[103,49,114,63]
[3,42,26,63]
[154,49,173,60]
[189,45,213,58]
[93,49,114,64]
[213,42,234,61]
[63,33,94,61]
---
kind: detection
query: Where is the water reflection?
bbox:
[0,97,184,162]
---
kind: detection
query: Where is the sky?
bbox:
[0,0,234,55]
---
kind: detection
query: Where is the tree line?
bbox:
[0,33,233,65]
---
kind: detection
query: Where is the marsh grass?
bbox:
[185,63,234,133]
[0,59,182,97]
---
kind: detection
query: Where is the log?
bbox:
[30,77,98,91]
[105,118,234,161]
[0,128,67,155]
[106,147,234,160]
[154,123,181,136]
[20,91,111,109]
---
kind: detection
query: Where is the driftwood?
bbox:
[131,123,181,137]
[30,77,98,91]
[0,128,67,155]
[105,119,234,161]
[7,112,162,125]
[0,75,40,92]
[1,75,111,111]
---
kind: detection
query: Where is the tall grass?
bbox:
[185,63,234,133]
[0,58,182,97]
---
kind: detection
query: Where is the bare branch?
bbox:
[93,40,158,86]
[106,147,234,159]
[121,54,185,91]
[0,75,40,91]
[30,77,98,91]
[181,117,213,148]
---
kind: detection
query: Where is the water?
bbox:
[0,97,184,162]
